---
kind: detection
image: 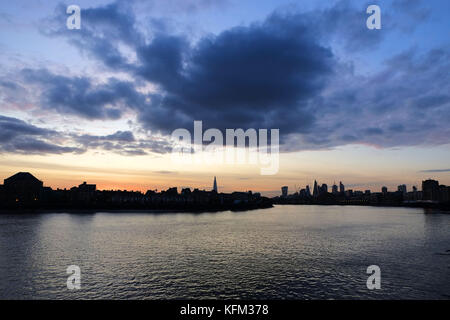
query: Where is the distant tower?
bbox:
[397,184,407,195]
[313,180,319,197]
[281,186,288,197]
[305,185,311,197]
[213,176,218,193]
[382,186,388,194]
[332,183,338,195]
[339,181,345,193]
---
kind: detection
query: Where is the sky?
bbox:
[0,0,449,196]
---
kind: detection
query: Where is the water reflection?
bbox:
[0,206,449,299]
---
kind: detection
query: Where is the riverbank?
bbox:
[272,201,450,212]
[0,202,273,214]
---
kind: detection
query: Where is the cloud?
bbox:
[420,169,450,173]
[391,0,431,32]
[281,45,450,151]
[17,0,449,153]
[135,13,335,135]
[21,68,148,120]
[74,130,172,155]
[0,115,51,140]
[131,0,228,14]
[0,78,31,109]
[43,2,141,71]
[0,115,83,154]
[0,115,172,155]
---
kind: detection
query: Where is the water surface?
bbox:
[0,205,449,299]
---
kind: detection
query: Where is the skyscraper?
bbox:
[305,185,311,197]
[313,180,319,197]
[422,179,439,201]
[213,176,218,193]
[332,183,338,195]
[281,186,288,197]
[397,184,407,195]
[339,181,345,193]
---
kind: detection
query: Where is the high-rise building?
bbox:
[313,180,319,197]
[332,183,338,195]
[213,176,218,193]
[305,185,311,197]
[339,181,345,193]
[281,186,288,197]
[321,183,328,194]
[397,184,407,195]
[439,185,450,202]
[382,186,388,194]
[422,179,439,201]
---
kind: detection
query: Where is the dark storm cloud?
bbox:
[31,0,449,152]
[0,115,172,155]
[3,137,82,154]
[40,2,337,136]
[21,68,148,120]
[75,130,135,145]
[134,14,335,134]
[0,115,82,154]
[0,115,53,142]
[74,130,172,155]
[283,46,450,151]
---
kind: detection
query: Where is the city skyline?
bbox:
[0,0,449,197]
[2,171,448,212]
[0,170,446,197]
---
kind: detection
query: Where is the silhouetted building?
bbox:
[281,186,288,197]
[213,176,218,193]
[4,172,43,203]
[0,184,4,202]
[181,188,191,195]
[422,179,439,201]
[339,181,345,193]
[79,181,96,192]
[320,183,328,194]
[313,180,319,197]
[332,183,338,195]
[305,185,311,197]
[439,185,449,203]
[382,186,388,195]
[77,181,96,202]
[397,184,407,195]
[299,188,307,197]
